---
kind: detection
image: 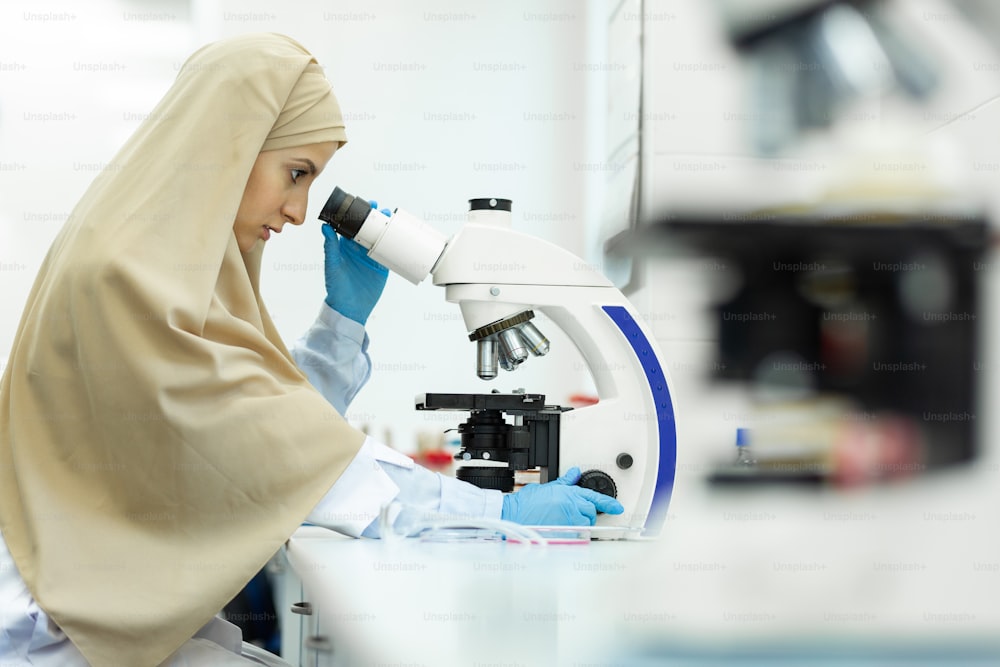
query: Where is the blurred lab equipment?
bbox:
[612,211,989,484]
[715,0,939,153]
[608,0,995,484]
[320,187,677,537]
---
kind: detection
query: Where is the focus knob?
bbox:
[577,469,617,499]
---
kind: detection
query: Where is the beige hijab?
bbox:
[0,33,364,666]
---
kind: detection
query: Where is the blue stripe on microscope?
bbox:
[602,305,676,535]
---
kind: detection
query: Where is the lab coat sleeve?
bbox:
[306,436,504,538]
[289,303,371,416]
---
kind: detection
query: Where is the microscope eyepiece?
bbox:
[316,186,449,285]
[318,186,372,239]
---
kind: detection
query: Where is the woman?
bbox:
[0,34,621,666]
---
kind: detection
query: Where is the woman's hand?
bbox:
[501,467,624,526]
[322,220,389,325]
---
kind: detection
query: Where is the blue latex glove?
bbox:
[501,467,624,526]
[322,208,389,325]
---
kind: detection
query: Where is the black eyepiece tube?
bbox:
[318,186,372,240]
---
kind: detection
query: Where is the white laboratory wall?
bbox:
[0,0,198,372]
[0,0,612,454]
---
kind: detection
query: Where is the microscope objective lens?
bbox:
[477,338,499,380]
[517,321,550,356]
[498,328,528,365]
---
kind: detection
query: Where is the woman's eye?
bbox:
[290,169,307,183]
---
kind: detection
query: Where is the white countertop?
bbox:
[285,463,1000,666]
[286,525,647,665]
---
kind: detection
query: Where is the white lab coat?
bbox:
[0,304,502,665]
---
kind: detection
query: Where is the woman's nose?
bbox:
[283,195,308,225]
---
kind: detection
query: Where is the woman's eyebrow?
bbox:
[290,158,317,174]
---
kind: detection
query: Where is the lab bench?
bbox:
[279,525,643,666]
[277,465,1000,666]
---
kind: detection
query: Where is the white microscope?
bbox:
[319,188,677,537]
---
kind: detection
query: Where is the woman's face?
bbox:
[233,141,338,253]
